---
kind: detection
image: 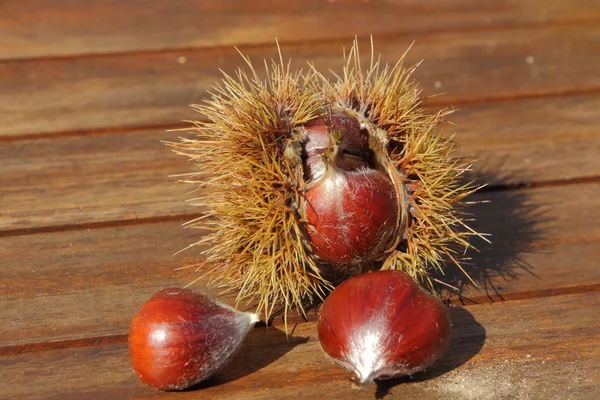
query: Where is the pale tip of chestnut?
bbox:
[247,312,261,325]
[317,270,452,384]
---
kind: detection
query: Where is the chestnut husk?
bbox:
[168,40,483,323]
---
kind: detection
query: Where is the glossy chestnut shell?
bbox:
[301,111,400,273]
[129,288,259,390]
[317,270,452,383]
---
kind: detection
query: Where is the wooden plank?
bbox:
[0,220,203,300]
[450,94,600,184]
[1,0,599,60]
[1,183,599,348]
[2,94,599,233]
[0,129,191,233]
[0,221,208,348]
[1,25,600,137]
[1,292,599,399]
[440,183,600,300]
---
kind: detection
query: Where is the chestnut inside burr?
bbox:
[301,110,374,180]
[298,109,408,277]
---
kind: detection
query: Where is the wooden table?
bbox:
[2,1,600,399]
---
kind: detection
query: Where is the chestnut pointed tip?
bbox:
[247,312,261,325]
[346,329,387,385]
[354,366,377,385]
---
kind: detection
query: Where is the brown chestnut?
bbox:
[304,168,399,270]
[301,111,400,273]
[317,270,451,383]
[129,288,259,390]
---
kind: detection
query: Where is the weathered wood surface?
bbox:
[2,94,599,234]
[1,182,599,351]
[2,293,599,399]
[2,0,599,60]
[2,25,600,138]
[1,0,599,398]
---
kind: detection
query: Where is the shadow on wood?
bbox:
[187,325,309,391]
[435,165,549,302]
[375,306,486,399]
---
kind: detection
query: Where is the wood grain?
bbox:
[1,183,598,349]
[2,1,599,399]
[0,129,190,233]
[2,94,599,233]
[1,0,599,60]
[450,94,600,184]
[1,25,599,138]
[2,292,599,399]
[0,221,206,349]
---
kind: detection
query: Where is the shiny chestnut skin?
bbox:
[317,270,452,383]
[301,111,399,271]
[129,288,259,391]
[304,169,399,269]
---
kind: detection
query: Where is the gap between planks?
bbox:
[2,176,599,238]
[0,213,202,238]
[2,91,600,234]
[1,183,599,350]
[2,283,600,358]
[2,25,600,137]
[2,0,600,61]
[3,87,600,144]
[4,17,600,65]
[2,292,599,399]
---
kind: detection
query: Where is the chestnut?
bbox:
[304,167,399,270]
[301,110,401,273]
[317,270,451,383]
[129,288,259,390]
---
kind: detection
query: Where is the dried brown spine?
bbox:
[168,40,484,324]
